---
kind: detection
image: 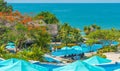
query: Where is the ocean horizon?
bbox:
[8,3,120,30]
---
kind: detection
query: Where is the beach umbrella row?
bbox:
[80,44,103,51]
[83,56,112,65]
[52,50,77,56]
[71,46,89,54]
[0,58,48,71]
[53,60,105,71]
[53,56,112,71]
[0,56,112,71]
[100,40,119,46]
[61,46,71,50]
[52,44,103,56]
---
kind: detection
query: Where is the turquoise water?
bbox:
[9,3,120,30]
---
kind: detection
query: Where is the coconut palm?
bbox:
[57,23,71,45]
[58,23,83,45]
[72,28,83,44]
[0,0,13,12]
[84,24,101,35]
[35,11,59,24]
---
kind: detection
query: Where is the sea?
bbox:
[8,3,120,30]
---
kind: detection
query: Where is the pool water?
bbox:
[44,57,60,63]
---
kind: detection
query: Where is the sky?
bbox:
[5,0,120,3]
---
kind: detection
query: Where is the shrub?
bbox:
[97,45,118,53]
[95,53,106,58]
[0,44,44,61]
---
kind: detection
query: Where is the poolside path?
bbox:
[104,52,120,63]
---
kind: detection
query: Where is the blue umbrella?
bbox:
[81,44,90,53]
[71,46,81,49]
[7,42,15,46]
[52,50,68,56]
[71,46,82,54]
[81,44,103,52]
[52,49,77,56]
[72,46,81,50]
[100,40,110,46]
[34,63,62,71]
[6,45,15,49]
[0,60,48,71]
[85,44,103,52]
[72,46,89,53]
[112,41,119,46]
[100,40,119,46]
[82,47,90,53]
[53,60,105,71]
[61,46,71,50]
[114,68,120,71]
[0,58,19,67]
[81,44,87,48]
[84,56,112,65]
[91,44,103,51]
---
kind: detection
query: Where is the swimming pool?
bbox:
[44,57,60,63]
[99,63,120,71]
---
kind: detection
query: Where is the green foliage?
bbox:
[86,29,120,53]
[17,46,44,61]
[97,46,118,53]
[84,24,101,35]
[0,44,9,57]
[86,29,120,43]
[86,39,98,46]
[87,53,106,59]
[1,23,28,50]
[0,25,10,45]
[0,0,13,12]
[85,39,98,52]
[28,29,51,49]
[0,22,51,50]
[0,45,44,61]
[95,53,106,58]
[55,43,76,49]
[57,23,83,45]
[35,11,59,24]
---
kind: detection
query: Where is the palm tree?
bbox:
[28,29,51,50]
[58,23,83,45]
[57,23,70,45]
[0,0,13,12]
[72,28,83,44]
[35,11,59,24]
[84,24,101,35]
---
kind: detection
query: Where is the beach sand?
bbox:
[104,52,120,63]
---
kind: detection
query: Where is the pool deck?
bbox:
[104,52,120,63]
